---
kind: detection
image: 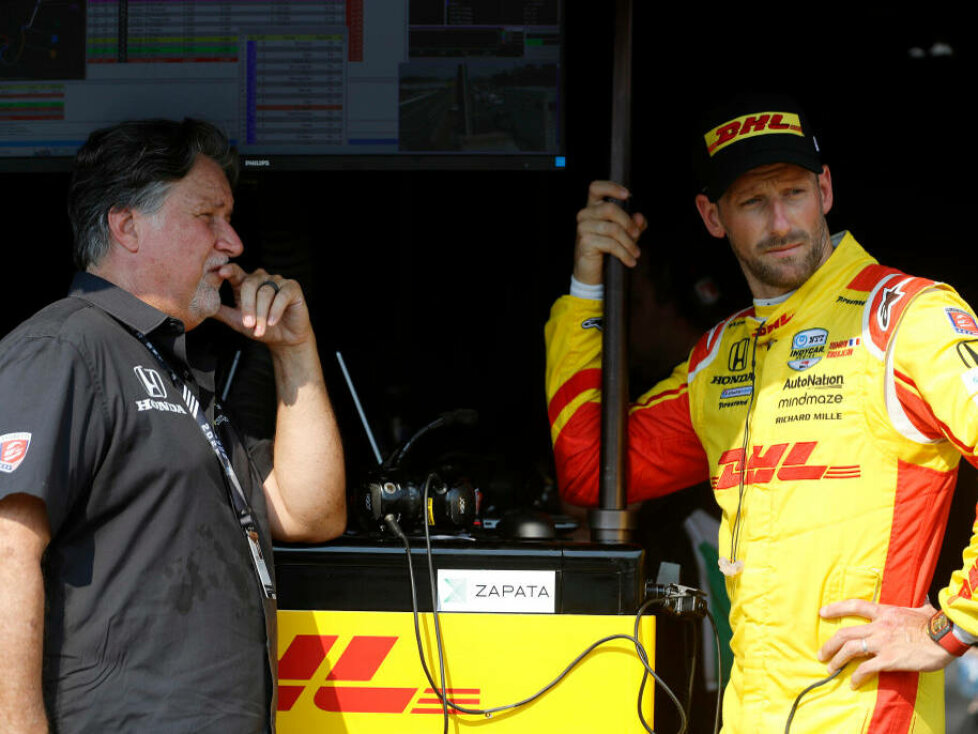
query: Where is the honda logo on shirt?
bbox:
[134,366,167,398]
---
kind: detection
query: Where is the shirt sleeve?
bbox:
[544,295,708,506]
[890,288,978,635]
[0,334,108,535]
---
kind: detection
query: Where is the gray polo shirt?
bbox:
[0,272,276,732]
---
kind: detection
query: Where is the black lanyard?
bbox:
[129,328,276,600]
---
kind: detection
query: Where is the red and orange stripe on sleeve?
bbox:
[545,296,707,506]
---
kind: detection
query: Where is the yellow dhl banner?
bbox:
[278,609,656,732]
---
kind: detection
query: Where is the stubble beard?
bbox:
[741,214,831,293]
[188,281,221,324]
[187,259,226,326]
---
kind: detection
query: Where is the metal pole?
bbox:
[590,0,635,544]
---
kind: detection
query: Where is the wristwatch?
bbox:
[928,610,971,656]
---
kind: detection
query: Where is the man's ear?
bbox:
[106,206,139,254]
[695,194,726,239]
[818,164,834,215]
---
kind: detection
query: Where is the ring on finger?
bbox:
[258,279,280,295]
[861,638,869,655]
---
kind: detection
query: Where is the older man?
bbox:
[546,96,978,732]
[0,119,345,732]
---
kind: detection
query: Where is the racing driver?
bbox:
[545,95,978,732]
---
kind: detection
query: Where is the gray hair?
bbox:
[67,119,239,270]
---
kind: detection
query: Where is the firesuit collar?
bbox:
[754,292,793,309]
[694,94,823,201]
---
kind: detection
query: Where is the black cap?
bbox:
[693,94,822,201]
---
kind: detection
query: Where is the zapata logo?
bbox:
[442,578,467,603]
[0,432,31,473]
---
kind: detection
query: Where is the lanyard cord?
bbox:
[127,327,275,599]
[726,335,759,574]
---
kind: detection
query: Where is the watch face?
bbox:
[928,611,952,640]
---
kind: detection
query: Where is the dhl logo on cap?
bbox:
[705,112,804,157]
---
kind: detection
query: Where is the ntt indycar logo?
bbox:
[791,328,828,351]
[788,328,828,371]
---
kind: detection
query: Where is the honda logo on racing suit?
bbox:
[728,338,749,372]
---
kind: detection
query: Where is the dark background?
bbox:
[2,9,974,517]
[1,6,973,730]
[2,6,971,503]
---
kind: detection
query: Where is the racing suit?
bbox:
[545,232,978,733]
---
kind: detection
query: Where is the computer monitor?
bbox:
[0,0,565,171]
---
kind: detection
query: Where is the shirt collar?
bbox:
[69,271,181,337]
[68,273,211,391]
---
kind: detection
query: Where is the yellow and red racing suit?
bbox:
[545,232,978,733]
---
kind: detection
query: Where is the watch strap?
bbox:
[928,610,970,656]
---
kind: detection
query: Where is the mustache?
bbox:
[756,230,812,252]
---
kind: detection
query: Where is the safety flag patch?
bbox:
[0,432,31,473]
[947,308,978,336]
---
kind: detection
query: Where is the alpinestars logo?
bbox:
[278,634,481,715]
[877,285,905,331]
